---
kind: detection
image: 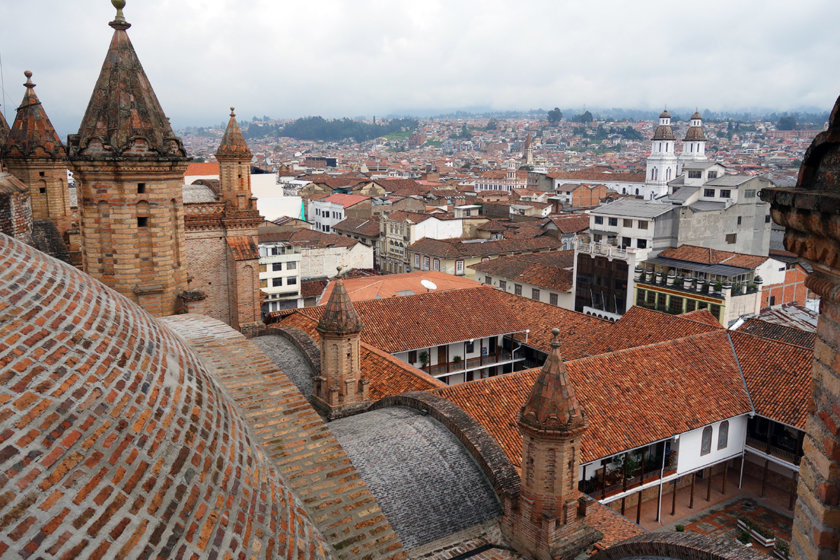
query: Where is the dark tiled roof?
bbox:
[739,318,816,348]
[546,213,591,234]
[216,108,252,158]
[300,277,329,299]
[226,236,259,261]
[333,217,381,237]
[5,72,67,160]
[437,330,753,465]
[659,245,768,270]
[470,251,574,292]
[409,236,564,259]
[731,330,811,429]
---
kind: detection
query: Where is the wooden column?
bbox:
[689,472,695,509]
[721,460,728,495]
[620,453,628,515]
[671,479,677,516]
[601,464,606,500]
[761,459,769,498]
[705,466,712,501]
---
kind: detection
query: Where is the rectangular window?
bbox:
[272,262,283,271]
[765,215,771,223]
[638,221,648,230]
[287,261,296,270]
[514,284,522,296]
[657,292,667,311]
[287,277,297,285]
[708,171,718,179]
[455,260,464,275]
[259,264,267,273]
[137,217,148,227]
[531,288,540,301]
[414,254,420,268]
[636,289,645,306]
[423,256,430,270]
[608,217,618,226]
[433,258,440,271]
[137,183,146,194]
[737,216,742,225]
[408,350,417,363]
[499,280,507,290]
[550,293,558,306]
[593,233,602,242]
[272,278,284,287]
[685,299,696,312]
[669,295,683,314]
[260,279,268,288]
[623,219,633,227]
[637,239,647,249]
[720,189,731,198]
[622,237,631,248]
[704,189,715,197]
[688,170,702,179]
[744,189,756,198]
[465,341,474,353]
[725,233,737,244]
[594,216,604,225]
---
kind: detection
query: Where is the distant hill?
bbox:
[245,116,418,142]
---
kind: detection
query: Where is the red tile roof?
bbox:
[436,331,752,465]
[319,270,482,303]
[332,217,381,237]
[361,343,447,400]
[659,245,769,270]
[323,192,371,208]
[226,236,259,261]
[216,109,252,158]
[546,213,591,234]
[738,317,816,348]
[409,236,565,259]
[469,251,574,292]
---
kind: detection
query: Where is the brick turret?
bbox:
[761,95,840,560]
[504,328,602,560]
[4,72,73,245]
[216,107,255,211]
[67,2,188,317]
[313,268,370,419]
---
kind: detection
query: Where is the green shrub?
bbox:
[675,524,684,532]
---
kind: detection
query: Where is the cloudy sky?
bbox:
[1,0,838,134]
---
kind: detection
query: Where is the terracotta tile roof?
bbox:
[300,277,329,299]
[738,317,816,348]
[216,108,252,158]
[731,331,812,429]
[226,235,259,260]
[587,502,646,549]
[385,210,439,224]
[288,286,528,353]
[319,270,482,303]
[678,308,725,328]
[6,72,67,160]
[332,216,381,237]
[659,245,769,270]
[409,236,565,259]
[361,343,446,400]
[602,306,723,352]
[469,251,574,292]
[436,331,752,465]
[305,175,370,189]
[185,161,220,176]
[288,228,359,249]
[375,178,426,196]
[323,192,370,208]
[546,213,590,234]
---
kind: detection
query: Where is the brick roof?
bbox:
[288,286,528,353]
[731,331,812,429]
[739,317,816,348]
[5,72,67,160]
[437,330,753,465]
[215,108,252,158]
[226,235,259,260]
[659,245,769,270]
[469,251,574,292]
[332,217,381,237]
[0,234,330,559]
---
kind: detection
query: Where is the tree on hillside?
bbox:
[547,107,563,124]
[573,110,593,124]
[777,114,797,130]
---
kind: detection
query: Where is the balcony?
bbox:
[424,351,523,377]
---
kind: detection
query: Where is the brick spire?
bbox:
[518,328,587,435]
[0,104,10,151]
[68,1,185,159]
[216,107,252,159]
[5,71,67,160]
[317,268,364,335]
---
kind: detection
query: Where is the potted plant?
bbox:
[713,281,723,294]
[419,350,429,369]
[453,355,462,364]
[773,540,790,559]
[675,524,685,532]
[736,530,752,547]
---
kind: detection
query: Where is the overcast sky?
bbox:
[1,0,839,135]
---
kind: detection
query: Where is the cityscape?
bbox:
[2,2,840,560]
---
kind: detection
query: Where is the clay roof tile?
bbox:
[317,274,364,334]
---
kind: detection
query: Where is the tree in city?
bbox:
[547,107,563,124]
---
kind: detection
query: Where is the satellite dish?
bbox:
[421,279,438,291]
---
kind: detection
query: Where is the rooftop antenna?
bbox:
[420,279,437,292]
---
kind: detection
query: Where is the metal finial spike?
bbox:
[23,71,34,88]
[112,0,127,22]
[230,107,236,117]
[551,327,561,346]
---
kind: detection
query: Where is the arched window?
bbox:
[666,168,672,181]
[635,188,639,195]
[701,426,713,455]
[718,420,729,450]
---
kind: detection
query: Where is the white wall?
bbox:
[479,274,575,311]
[414,217,463,241]
[677,415,748,474]
[300,243,373,278]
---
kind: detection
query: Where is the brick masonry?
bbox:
[0,234,331,559]
[162,313,407,560]
[591,531,766,560]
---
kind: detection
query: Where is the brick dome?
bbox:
[0,235,331,559]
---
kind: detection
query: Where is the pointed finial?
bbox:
[110,0,131,29]
[23,70,34,88]
[336,265,344,278]
[550,327,560,348]
[230,107,236,117]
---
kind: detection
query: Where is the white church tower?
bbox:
[679,111,707,171]
[644,109,678,198]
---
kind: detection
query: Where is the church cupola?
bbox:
[4,71,73,240]
[503,328,602,560]
[68,0,189,317]
[645,109,679,196]
[681,110,707,163]
[216,107,254,210]
[312,268,370,419]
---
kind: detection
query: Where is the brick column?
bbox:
[760,96,840,560]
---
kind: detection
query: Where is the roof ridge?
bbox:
[361,341,446,388]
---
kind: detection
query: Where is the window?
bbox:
[272,263,283,272]
[637,239,647,249]
[704,189,715,197]
[414,254,420,268]
[720,189,731,198]
[608,217,618,227]
[137,183,146,194]
[718,421,729,450]
[744,189,756,198]
[768,295,776,306]
[594,216,604,225]
[287,277,297,285]
[423,256,430,270]
[550,293,558,306]
[499,280,507,291]
[260,279,268,288]
[593,234,602,242]
[465,341,474,353]
[638,221,648,230]
[137,217,148,227]
[623,219,633,227]
[514,284,522,296]
[622,237,631,248]
[272,278,283,287]
[725,233,737,244]
[408,350,417,363]
[531,288,540,301]
[688,170,702,179]
[287,261,296,270]
[433,258,440,271]
[455,260,464,275]
[765,215,771,223]
[737,216,742,225]
[708,171,718,179]
[485,276,493,285]
[259,264,267,273]
[701,426,713,455]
